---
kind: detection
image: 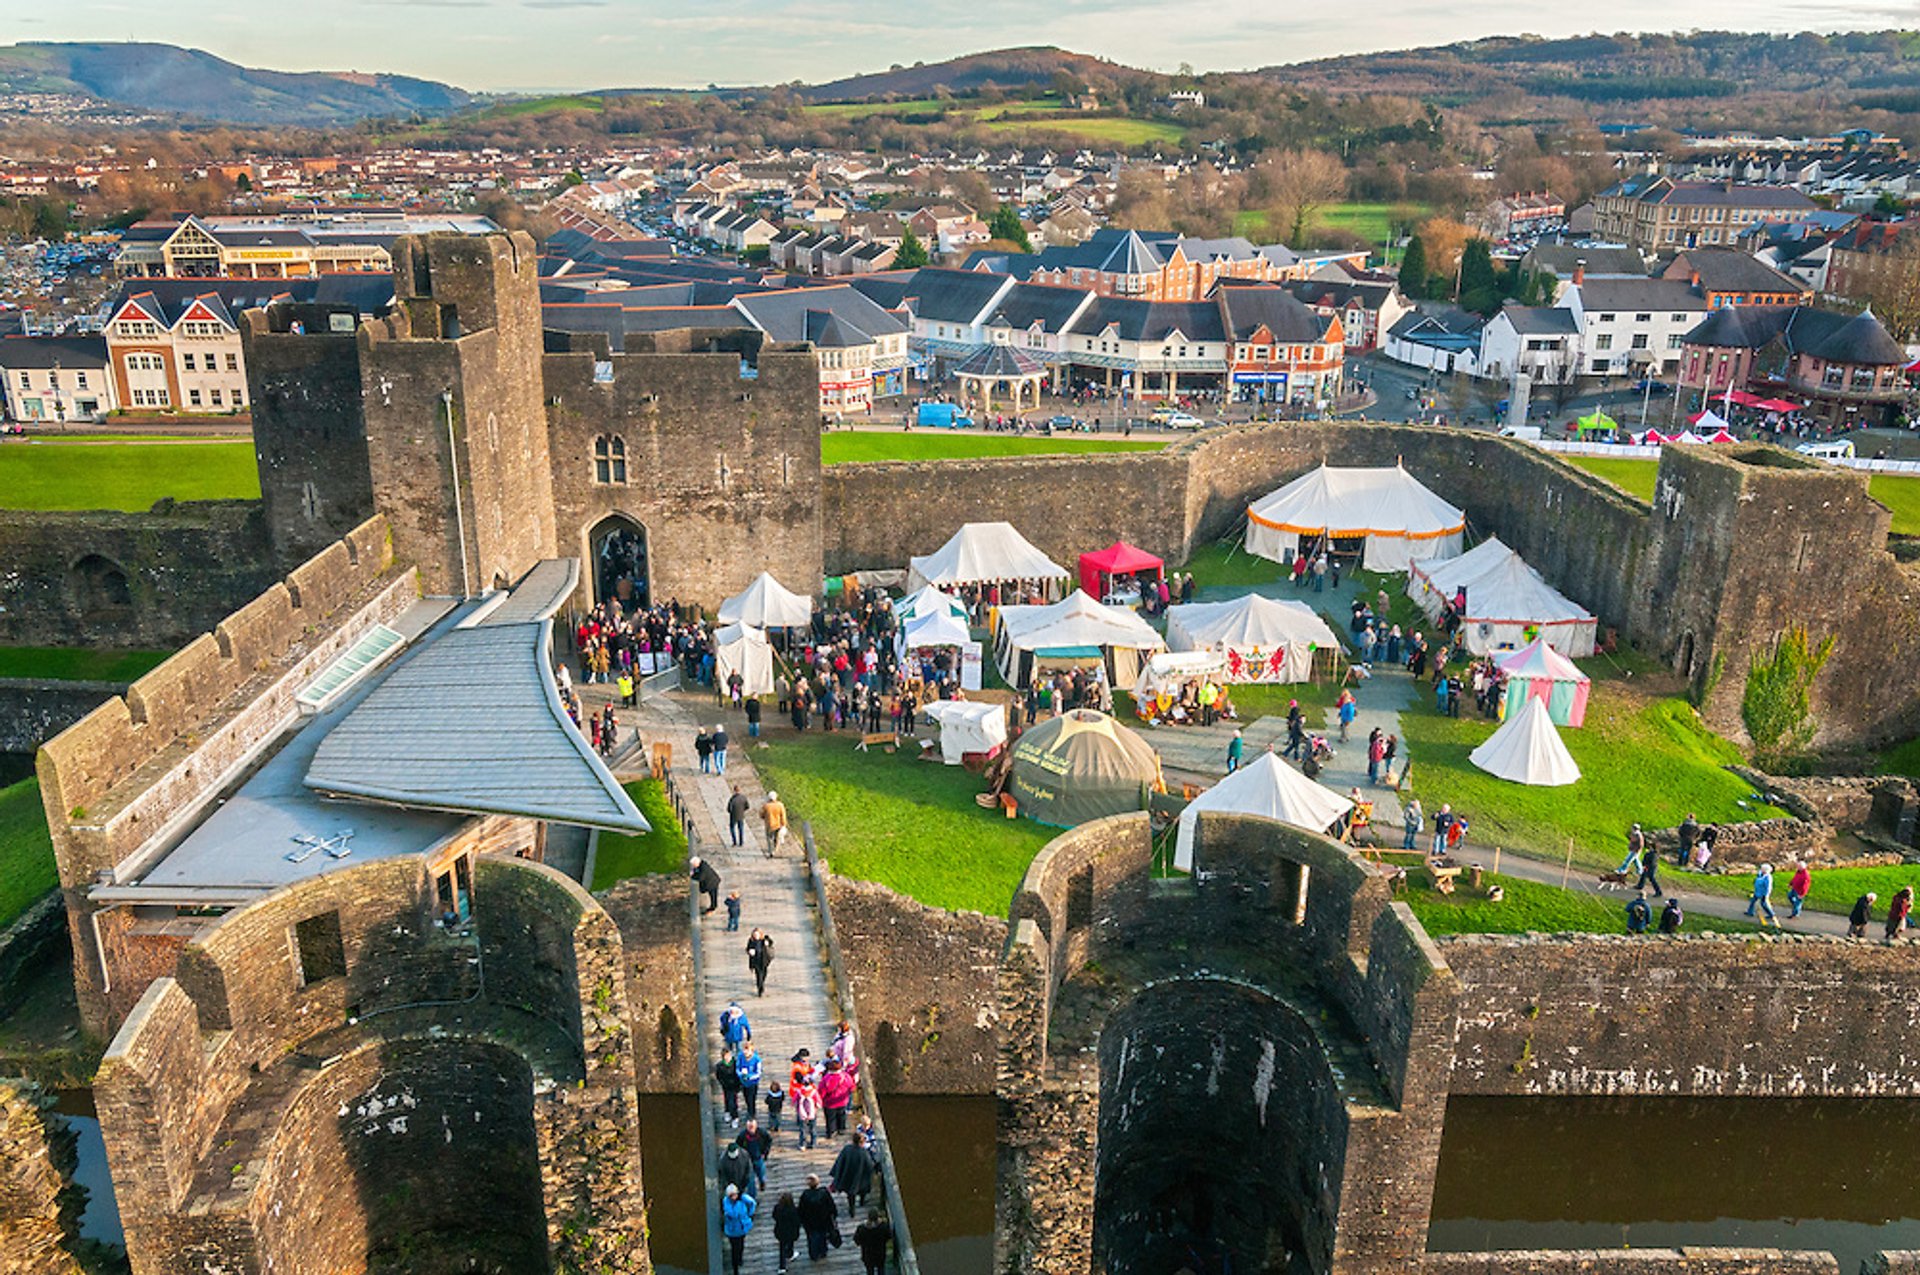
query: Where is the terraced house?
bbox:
[1591,174,1818,253]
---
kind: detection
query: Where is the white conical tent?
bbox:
[1164,594,1338,683]
[900,608,971,651]
[1174,751,1354,870]
[908,522,1067,594]
[1408,536,1597,657]
[718,572,813,628]
[1245,464,1465,572]
[1469,694,1581,786]
[714,623,774,696]
[994,589,1167,689]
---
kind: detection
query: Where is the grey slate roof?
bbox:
[1573,278,1708,313]
[954,343,1045,378]
[1666,249,1810,295]
[733,284,907,343]
[1497,306,1581,336]
[305,562,646,834]
[1519,244,1648,278]
[0,335,109,369]
[1680,304,1906,366]
[902,267,1014,324]
[1218,286,1331,342]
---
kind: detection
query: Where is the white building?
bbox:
[0,335,116,422]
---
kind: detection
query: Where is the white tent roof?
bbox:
[1247,464,1464,541]
[997,589,1167,656]
[898,584,967,622]
[901,608,971,649]
[1694,409,1730,433]
[1497,636,1589,684]
[718,572,813,628]
[714,623,774,697]
[1165,594,1337,654]
[1414,538,1593,629]
[921,699,1008,765]
[908,521,1067,590]
[1174,751,1354,869]
[1469,694,1581,786]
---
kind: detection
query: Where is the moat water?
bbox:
[52,1090,122,1247]
[1428,1095,1920,1268]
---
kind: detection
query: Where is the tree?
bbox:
[1414,217,1472,298]
[1458,238,1500,314]
[1742,627,1835,766]
[1398,235,1428,300]
[1846,227,1920,341]
[1259,148,1348,246]
[895,227,929,269]
[988,204,1032,253]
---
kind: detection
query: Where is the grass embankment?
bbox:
[590,780,689,891]
[1398,679,1781,872]
[1233,202,1430,247]
[0,439,259,511]
[1682,863,1920,919]
[752,730,1054,915]
[0,778,55,929]
[1568,454,1920,535]
[1406,871,1761,937]
[821,433,1166,465]
[0,647,171,681]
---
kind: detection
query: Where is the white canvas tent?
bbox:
[1245,464,1465,572]
[994,589,1167,690]
[1131,650,1228,703]
[1408,536,1597,657]
[718,572,813,629]
[1469,694,1581,786]
[1174,751,1354,870]
[898,608,983,691]
[908,522,1067,595]
[920,699,1008,765]
[897,584,968,622]
[714,623,774,697]
[1164,594,1338,683]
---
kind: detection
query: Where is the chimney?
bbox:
[1690,268,1701,289]
[1573,259,1586,287]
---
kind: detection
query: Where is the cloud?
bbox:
[524,0,609,7]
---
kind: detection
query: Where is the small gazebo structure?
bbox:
[954,344,1046,417]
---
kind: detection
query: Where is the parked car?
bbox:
[1164,411,1205,429]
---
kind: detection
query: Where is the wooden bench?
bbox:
[854,731,897,754]
[649,741,672,779]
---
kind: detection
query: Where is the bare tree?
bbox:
[1258,148,1349,246]
[1841,228,1920,342]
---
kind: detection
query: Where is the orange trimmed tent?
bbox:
[1245,463,1465,572]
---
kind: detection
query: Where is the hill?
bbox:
[0,41,472,125]
[794,46,1137,102]
[1269,30,1920,119]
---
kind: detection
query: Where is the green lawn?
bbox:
[1879,736,1920,778]
[1567,455,1658,502]
[751,730,1055,915]
[1179,538,1287,590]
[0,440,259,511]
[1398,690,1782,871]
[0,646,171,682]
[803,98,946,118]
[1679,862,1920,919]
[1870,475,1920,536]
[981,116,1185,146]
[1567,457,1920,534]
[0,778,55,929]
[1233,202,1430,246]
[821,433,1167,465]
[590,780,688,891]
[1406,871,1761,936]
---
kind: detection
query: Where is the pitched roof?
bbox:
[1664,249,1811,295]
[0,335,110,369]
[1217,285,1332,343]
[901,267,1013,324]
[733,284,906,343]
[1496,306,1580,336]
[1681,303,1905,365]
[954,343,1045,378]
[1572,277,1708,312]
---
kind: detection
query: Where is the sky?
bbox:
[0,0,1905,92]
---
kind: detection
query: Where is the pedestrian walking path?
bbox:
[616,687,891,1275]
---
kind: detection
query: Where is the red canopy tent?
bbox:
[1752,397,1800,413]
[1726,389,1766,408]
[1078,541,1164,599]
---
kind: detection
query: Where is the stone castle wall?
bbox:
[0,680,122,756]
[0,503,275,650]
[599,874,700,1094]
[0,1079,85,1275]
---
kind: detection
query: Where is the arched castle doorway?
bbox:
[588,515,649,613]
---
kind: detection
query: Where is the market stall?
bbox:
[993,589,1168,691]
[1408,536,1597,657]
[1008,709,1163,827]
[1173,750,1354,870]
[1164,593,1338,682]
[1497,636,1591,727]
[1077,541,1165,606]
[1245,464,1465,572]
[1470,694,1581,786]
[908,521,1068,598]
[714,623,774,697]
[718,571,814,629]
[920,699,1008,766]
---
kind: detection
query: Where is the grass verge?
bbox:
[1566,455,1658,501]
[590,780,689,890]
[0,646,172,681]
[1679,863,1920,919]
[0,778,55,929]
[1397,691,1781,871]
[0,440,260,511]
[751,730,1053,915]
[821,432,1166,465]
[1179,538,1287,590]
[1406,871,1761,936]
[1566,456,1920,534]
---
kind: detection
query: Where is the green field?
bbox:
[0,647,171,682]
[590,780,689,891]
[1234,202,1430,246]
[803,98,945,118]
[491,93,605,116]
[1406,871,1761,937]
[0,778,55,929]
[752,730,1055,915]
[1398,688,1782,871]
[1178,538,1286,589]
[980,116,1185,146]
[1566,455,1659,501]
[821,432,1167,465]
[1567,455,1920,534]
[0,440,259,511]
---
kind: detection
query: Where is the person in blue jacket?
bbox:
[722,1183,757,1275]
